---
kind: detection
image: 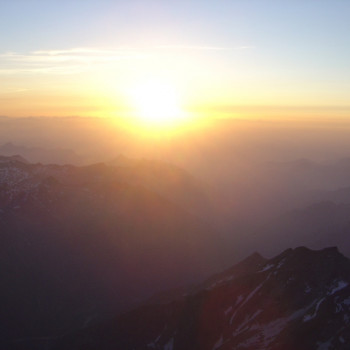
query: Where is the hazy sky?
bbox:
[0,0,349,119]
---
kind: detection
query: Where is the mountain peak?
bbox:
[272,246,342,262]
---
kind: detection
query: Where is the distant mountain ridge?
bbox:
[54,246,350,350]
[108,155,211,216]
[0,142,84,165]
[255,200,350,257]
[0,154,29,164]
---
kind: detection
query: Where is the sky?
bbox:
[0,0,349,121]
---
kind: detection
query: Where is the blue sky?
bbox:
[0,0,349,118]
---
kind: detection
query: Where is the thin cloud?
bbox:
[156,45,229,51]
[32,47,142,56]
[0,48,150,75]
[0,88,30,95]
[156,45,254,51]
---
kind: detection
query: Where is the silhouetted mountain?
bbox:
[0,156,227,346]
[311,185,350,204]
[0,154,29,164]
[263,157,350,191]
[54,247,350,350]
[0,142,84,165]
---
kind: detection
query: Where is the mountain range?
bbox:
[0,155,227,345]
[2,151,350,349]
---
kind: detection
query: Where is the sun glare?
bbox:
[128,79,187,129]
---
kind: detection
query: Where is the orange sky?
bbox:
[1,1,349,127]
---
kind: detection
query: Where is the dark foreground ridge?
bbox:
[54,246,350,350]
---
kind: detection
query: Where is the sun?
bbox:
[128,79,187,129]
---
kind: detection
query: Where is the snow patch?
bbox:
[262,318,287,346]
[148,334,161,348]
[238,333,260,347]
[212,335,223,350]
[303,298,325,322]
[317,339,332,350]
[335,303,343,313]
[276,258,286,269]
[328,280,348,295]
[262,306,313,346]
[233,309,262,335]
[208,275,235,289]
[236,295,244,305]
[230,281,265,325]
[224,306,233,315]
[304,284,312,293]
[164,337,174,350]
[343,297,350,306]
[260,263,274,272]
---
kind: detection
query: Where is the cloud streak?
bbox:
[156,45,230,51]
[156,45,254,51]
[0,48,150,75]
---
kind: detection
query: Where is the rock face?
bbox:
[56,247,350,350]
